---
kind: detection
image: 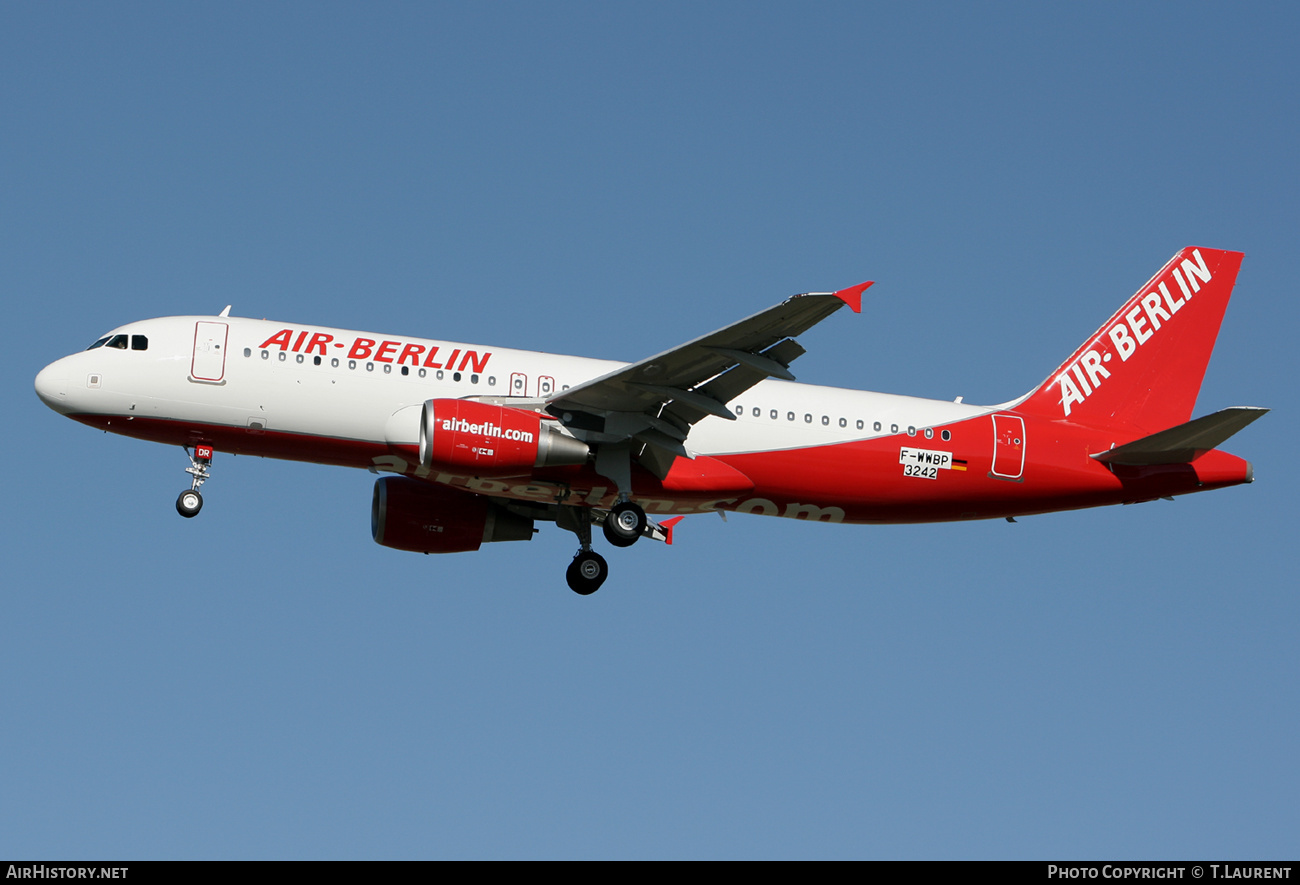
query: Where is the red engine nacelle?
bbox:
[371,476,535,554]
[418,398,588,476]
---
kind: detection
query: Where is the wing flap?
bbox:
[670,338,808,426]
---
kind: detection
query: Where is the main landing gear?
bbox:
[602,499,648,548]
[560,499,648,595]
[176,444,213,518]
[566,550,609,596]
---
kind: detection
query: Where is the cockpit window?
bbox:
[131,335,148,351]
[105,335,128,350]
[87,336,110,350]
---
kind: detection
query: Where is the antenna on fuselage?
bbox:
[218,305,232,318]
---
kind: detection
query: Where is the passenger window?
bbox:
[770,410,778,420]
[131,335,148,351]
[243,347,251,358]
[787,412,795,421]
[821,415,829,426]
[874,421,881,432]
[839,418,847,428]
[941,430,951,441]
[752,407,761,417]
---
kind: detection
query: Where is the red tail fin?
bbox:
[1015,247,1243,433]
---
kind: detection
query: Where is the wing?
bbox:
[545,282,871,477]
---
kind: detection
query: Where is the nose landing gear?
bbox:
[176,444,213,519]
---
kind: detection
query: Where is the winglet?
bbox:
[832,281,872,314]
[660,516,686,546]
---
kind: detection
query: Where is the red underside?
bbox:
[71,411,1252,523]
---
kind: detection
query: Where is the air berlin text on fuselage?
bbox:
[1056,249,1212,417]
[444,418,534,443]
[258,329,492,373]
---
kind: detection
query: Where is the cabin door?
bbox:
[191,322,228,382]
[991,414,1025,480]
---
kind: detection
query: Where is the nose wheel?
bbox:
[177,444,213,519]
[176,489,203,518]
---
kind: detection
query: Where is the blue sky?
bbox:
[3,3,1296,859]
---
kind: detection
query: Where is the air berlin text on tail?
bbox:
[1056,248,1215,417]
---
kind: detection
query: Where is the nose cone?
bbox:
[35,361,71,414]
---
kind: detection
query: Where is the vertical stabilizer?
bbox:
[1015,247,1242,433]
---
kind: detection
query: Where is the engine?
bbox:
[418,398,589,477]
[371,475,535,554]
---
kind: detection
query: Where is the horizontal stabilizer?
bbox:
[1091,406,1268,466]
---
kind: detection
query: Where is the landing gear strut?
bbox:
[176,444,213,519]
[559,505,610,595]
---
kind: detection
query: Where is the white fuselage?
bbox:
[35,314,990,464]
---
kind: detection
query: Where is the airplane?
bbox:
[34,246,1265,595]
